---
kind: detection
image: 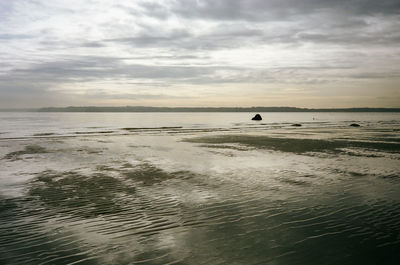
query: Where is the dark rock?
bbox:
[350,123,361,127]
[291,124,302,127]
[251,114,262,121]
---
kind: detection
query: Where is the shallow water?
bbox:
[0,112,400,264]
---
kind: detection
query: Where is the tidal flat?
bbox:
[1,112,400,264]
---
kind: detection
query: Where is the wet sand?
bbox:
[1,114,400,264]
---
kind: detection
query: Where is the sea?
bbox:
[0,112,399,265]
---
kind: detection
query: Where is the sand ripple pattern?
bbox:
[1,114,400,264]
[1,161,400,265]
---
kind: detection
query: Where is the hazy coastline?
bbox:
[1,106,400,112]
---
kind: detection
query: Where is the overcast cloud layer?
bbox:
[1,0,400,108]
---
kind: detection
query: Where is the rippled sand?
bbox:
[1,119,400,264]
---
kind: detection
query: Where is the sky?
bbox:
[1,0,400,108]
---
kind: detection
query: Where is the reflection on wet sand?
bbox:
[1,115,400,264]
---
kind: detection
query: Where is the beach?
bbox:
[1,112,400,264]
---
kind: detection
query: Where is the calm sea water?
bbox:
[1,112,400,264]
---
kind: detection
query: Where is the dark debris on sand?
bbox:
[186,135,400,154]
[3,145,48,161]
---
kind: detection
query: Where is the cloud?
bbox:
[0,0,399,108]
[0,33,34,40]
[104,29,192,48]
[130,0,400,24]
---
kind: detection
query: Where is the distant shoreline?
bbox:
[1,107,400,112]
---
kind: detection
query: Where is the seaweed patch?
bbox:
[186,135,400,154]
[3,145,48,160]
[29,170,136,218]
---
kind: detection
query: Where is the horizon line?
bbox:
[1,106,400,112]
